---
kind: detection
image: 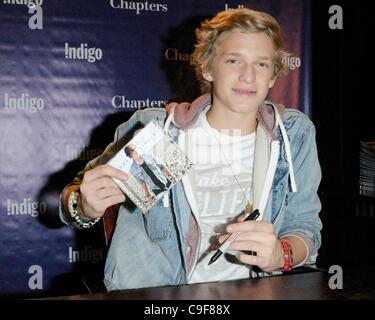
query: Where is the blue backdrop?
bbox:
[0,0,311,297]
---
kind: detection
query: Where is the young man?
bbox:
[60,8,322,290]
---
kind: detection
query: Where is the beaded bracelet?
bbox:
[68,190,100,229]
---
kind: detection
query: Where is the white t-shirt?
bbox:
[186,107,256,284]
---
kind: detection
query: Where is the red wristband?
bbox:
[279,239,293,271]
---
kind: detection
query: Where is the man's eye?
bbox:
[227,59,238,64]
[257,62,269,68]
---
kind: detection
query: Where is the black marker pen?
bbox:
[208,209,260,266]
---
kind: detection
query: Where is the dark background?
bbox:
[311,1,375,268]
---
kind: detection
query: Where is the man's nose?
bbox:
[239,64,255,83]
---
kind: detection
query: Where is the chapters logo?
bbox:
[6,198,46,218]
[112,95,167,109]
[65,43,103,63]
[164,48,193,63]
[110,0,168,14]
[4,93,44,112]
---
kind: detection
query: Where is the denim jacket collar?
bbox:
[165,93,286,140]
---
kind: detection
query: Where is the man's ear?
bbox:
[202,72,213,82]
[201,63,213,82]
[268,77,276,89]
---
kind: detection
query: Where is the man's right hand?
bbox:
[79,164,128,219]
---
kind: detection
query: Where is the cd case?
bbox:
[108,120,194,213]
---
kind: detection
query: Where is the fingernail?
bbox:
[121,173,128,180]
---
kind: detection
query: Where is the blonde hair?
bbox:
[192,8,290,93]
[124,144,136,157]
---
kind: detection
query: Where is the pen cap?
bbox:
[244,209,260,221]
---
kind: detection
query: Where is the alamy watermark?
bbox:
[328,5,343,30]
[3,0,43,30]
[328,265,343,289]
[28,265,43,290]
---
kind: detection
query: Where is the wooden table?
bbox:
[45,266,375,300]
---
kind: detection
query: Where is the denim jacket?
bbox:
[61,94,322,291]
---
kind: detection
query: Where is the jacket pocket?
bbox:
[145,206,174,241]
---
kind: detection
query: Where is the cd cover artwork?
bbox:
[108,120,194,213]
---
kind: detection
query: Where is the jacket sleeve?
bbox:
[59,111,142,225]
[278,122,323,265]
[74,112,142,185]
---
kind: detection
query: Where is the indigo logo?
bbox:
[6,198,46,218]
[65,43,103,63]
[4,93,44,112]
[69,246,104,264]
[224,3,244,11]
[282,56,301,70]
